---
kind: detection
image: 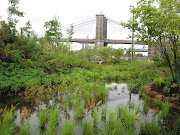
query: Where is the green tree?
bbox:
[78,45,96,61]
[7,0,24,37]
[98,46,113,62]
[113,48,124,59]
[44,16,62,45]
[121,0,180,83]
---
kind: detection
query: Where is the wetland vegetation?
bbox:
[0,0,180,134]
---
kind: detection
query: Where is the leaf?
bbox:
[87,99,91,108]
[96,100,102,106]
[135,112,141,120]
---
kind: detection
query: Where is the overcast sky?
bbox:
[0,0,140,36]
[0,0,148,52]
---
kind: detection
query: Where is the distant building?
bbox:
[148,45,161,58]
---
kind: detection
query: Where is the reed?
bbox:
[140,119,152,135]
[161,101,169,117]
[20,119,31,135]
[82,119,94,135]
[38,109,49,129]
[101,106,107,120]
[45,106,60,135]
[0,110,15,135]
[62,119,75,135]
[151,117,159,135]
[107,108,116,133]
[93,109,99,131]
[73,97,85,119]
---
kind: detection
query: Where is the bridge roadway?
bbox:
[60,38,144,45]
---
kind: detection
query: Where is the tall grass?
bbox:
[38,109,49,129]
[62,119,75,135]
[44,106,60,135]
[161,101,170,117]
[82,119,94,135]
[73,96,85,119]
[20,119,31,135]
[0,110,15,135]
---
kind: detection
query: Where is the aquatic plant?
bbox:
[106,108,116,133]
[140,119,152,135]
[82,119,94,135]
[117,105,136,128]
[38,109,49,129]
[151,117,159,135]
[93,109,99,131]
[45,106,60,135]
[73,96,85,119]
[62,119,75,135]
[20,119,31,135]
[101,106,107,120]
[161,101,170,117]
[0,110,15,135]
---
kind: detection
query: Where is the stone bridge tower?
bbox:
[95,14,107,49]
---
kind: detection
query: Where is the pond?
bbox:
[0,83,179,134]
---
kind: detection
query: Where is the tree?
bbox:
[98,46,113,62]
[113,48,124,59]
[78,45,96,61]
[7,0,24,37]
[121,0,180,83]
[44,16,62,45]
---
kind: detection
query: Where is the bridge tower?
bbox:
[95,14,107,49]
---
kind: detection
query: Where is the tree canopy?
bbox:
[121,0,180,83]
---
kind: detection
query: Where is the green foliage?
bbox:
[113,48,124,60]
[0,110,15,135]
[163,86,170,93]
[44,16,62,45]
[98,46,113,62]
[38,109,49,128]
[82,119,94,135]
[161,101,170,117]
[62,119,75,135]
[121,0,180,83]
[0,62,60,93]
[20,119,31,135]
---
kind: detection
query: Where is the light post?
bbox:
[130,5,134,61]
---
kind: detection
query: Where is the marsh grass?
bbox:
[106,108,116,133]
[93,109,99,132]
[101,106,107,120]
[73,96,85,119]
[140,119,152,135]
[117,105,136,129]
[0,110,15,135]
[82,119,94,135]
[151,117,159,135]
[38,109,49,129]
[45,106,60,135]
[20,119,31,135]
[161,101,170,117]
[143,102,149,114]
[62,119,75,135]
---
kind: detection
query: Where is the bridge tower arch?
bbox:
[95,14,107,49]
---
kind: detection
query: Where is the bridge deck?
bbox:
[60,38,144,45]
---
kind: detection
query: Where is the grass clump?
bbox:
[62,119,75,135]
[82,119,94,135]
[161,101,170,117]
[0,110,15,135]
[38,109,49,129]
[20,119,31,135]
